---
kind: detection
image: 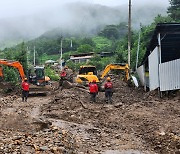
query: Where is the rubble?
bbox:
[0,76,179,153]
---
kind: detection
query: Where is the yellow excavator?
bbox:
[76,63,129,89]
[100,63,130,81]
[0,59,51,94]
[76,65,99,85]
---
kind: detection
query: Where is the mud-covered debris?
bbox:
[0,127,78,153]
[32,117,52,130]
[0,76,179,154]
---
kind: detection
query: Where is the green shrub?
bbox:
[3,66,20,84]
[45,67,60,81]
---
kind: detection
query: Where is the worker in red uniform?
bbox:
[21,78,29,102]
[89,80,98,103]
[104,77,113,103]
[59,67,68,88]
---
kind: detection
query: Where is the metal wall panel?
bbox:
[159,59,180,91]
[149,47,160,91]
[137,65,145,86]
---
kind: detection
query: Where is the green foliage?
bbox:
[88,55,115,70]
[2,66,20,84]
[92,36,112,52]
[114,14,175,70]
[45,67,59,81]
[98,23,127,40]
[99,25,120,39]
[115,38,128,63]
[168,0,180,21]
[40,53,60,63]
[66,61,85,71]
[77,44,94,53]
[3,50,16,59]
[62,51,74,61]
[81,38,95,47]
[14,42,28,75]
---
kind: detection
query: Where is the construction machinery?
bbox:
[100,63,130,81]
[76,65,99,85]
[75,63,129,89]
[0,59,51,94]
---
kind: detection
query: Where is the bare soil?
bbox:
[0,78,179,154]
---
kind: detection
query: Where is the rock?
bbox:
[114,102,123,108]
[39,146,49,151]
[12,136,23,141]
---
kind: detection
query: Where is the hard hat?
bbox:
[92,80,96,83]
[107,77,111,81]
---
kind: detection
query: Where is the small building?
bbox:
[45,60,56,65]
[99,52,114,57]
[70,52,94,63]
[69,52,114,64]
[137,23,180,92]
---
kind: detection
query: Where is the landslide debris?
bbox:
[0,126,77,153]
[0,76,179,154]
[41,77,180,153]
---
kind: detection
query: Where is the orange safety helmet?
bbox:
[107,77,111,81]
[92,80,96,83]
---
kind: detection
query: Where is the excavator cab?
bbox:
[27,66,51,93]
[28,66,48,86]
[76,65,99,84]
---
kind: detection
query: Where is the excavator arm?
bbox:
[0,59,26,80]
[100,63,130,81]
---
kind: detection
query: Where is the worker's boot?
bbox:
[109,97,112,104]
[92,97,96,103]
[105,97,108,104]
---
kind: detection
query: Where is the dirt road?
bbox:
[0,80,179,153]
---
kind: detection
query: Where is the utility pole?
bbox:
[135,23,142,70]
[33,46,36,66]
[60,37,63,71]
[70,39,73,48]
[26,46,29,68]
[26,46,29,76]
[128,0,132,67]
[26,46,29,67]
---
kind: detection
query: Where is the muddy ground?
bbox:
[0,78,179,154]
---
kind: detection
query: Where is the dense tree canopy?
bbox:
[98,23,127,40]
[168,0,180,21]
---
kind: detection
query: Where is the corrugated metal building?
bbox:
[137,23,180,92]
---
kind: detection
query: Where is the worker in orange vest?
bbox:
[21,78,30,102]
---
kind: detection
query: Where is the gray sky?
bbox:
[0,0,170,48]
[0,0,170,19]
